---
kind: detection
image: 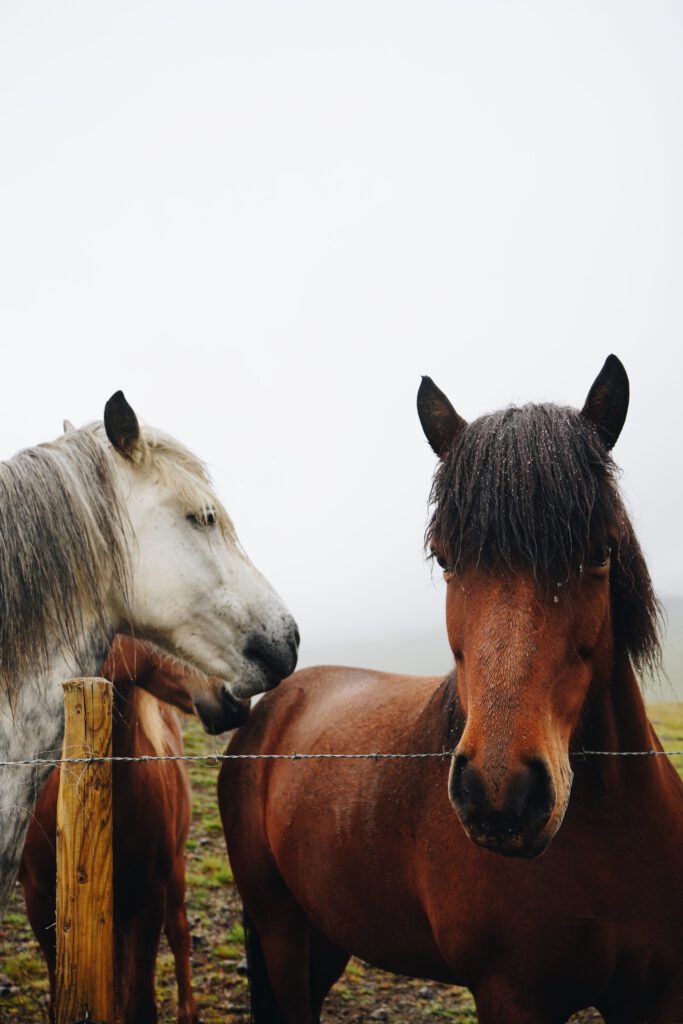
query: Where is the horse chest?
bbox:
[419,801,683,1011]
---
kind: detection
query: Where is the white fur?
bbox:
[109,435,294,698]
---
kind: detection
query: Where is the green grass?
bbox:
[648,702,683,775]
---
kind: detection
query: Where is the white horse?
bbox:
[0,391,298,915]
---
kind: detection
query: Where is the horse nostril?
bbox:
[451,752,469,794]
[505,758,554,833]
[449,752,484,820]
[521,757,554,831]
[221,688,250,727]
[244,631,297,686]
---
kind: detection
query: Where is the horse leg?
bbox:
[22,882,57,1023]
[474,980,565,1024]
[243,896,317,1024]
[120,882,165,1024]
[164,855,198,1024]
[309,926,350,1018]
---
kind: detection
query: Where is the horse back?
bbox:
[228,666,450,755]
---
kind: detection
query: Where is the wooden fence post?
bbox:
[56,678,114,1024]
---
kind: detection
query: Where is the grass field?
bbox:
[1,704,682,1023]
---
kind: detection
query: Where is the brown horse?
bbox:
[219,356,683,1024]
[20,635,247,1024]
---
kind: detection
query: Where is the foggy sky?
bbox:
[1,1,682,674]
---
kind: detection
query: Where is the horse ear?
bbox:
[63,419,76,434]
[104,391,146,463]
[417,376,467,458]
[581,355,629,450]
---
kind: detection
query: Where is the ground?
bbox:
[1,705,681,1024]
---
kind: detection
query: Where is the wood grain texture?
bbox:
[56,678,114,1024]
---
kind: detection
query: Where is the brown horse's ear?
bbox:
[104,391,146,463]
[581,355,629,450]
[417,376,467,458]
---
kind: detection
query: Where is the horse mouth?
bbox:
[457,796,567,859]
[194,692,251,735]
[464,827,552,859]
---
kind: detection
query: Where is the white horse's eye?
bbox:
[186,509,217,528]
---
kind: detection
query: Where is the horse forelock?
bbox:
[427,403,662,674]
[0,428,130,703]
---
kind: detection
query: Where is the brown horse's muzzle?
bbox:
[448,751,559,858]
[194,686,251,734]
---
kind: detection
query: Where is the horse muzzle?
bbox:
[240,619,300,694]
[448,752,561,858]
[195,686,251,735]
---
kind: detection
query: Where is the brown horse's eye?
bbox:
[431,549,450,571]
[588,542,612,568]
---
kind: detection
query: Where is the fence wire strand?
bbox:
[1,748,683,768]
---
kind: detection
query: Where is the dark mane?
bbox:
[427,403,661,673]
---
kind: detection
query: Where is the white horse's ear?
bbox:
[63,419,76,434]
[104,391,147,464]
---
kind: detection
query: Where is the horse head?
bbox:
[418,356,659,857]
[99,392,298,725]
[104,634,250,733]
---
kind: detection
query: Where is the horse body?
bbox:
[220,358,683,1023]
[0,393,298,916]
[221,664,683,1023]
[19,636,227,1024]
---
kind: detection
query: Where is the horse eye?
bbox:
[589,543,612,568]
[186,510,217,528]
[431,549,450,571]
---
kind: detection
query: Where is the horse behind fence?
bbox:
[20,637,245,1024]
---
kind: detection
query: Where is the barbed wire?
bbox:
[1,748,683,768]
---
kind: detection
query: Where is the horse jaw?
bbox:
[107,452,298,700]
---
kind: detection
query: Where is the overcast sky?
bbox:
[1,1,682,674]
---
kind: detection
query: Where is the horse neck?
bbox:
[0,624,115,918]
[428,673,465,750]
[576,650,683,810]
[1,624,113,747]
[112,681,171,758]
[580,652,652,749]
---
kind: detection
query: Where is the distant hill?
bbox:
[299,597,683,703]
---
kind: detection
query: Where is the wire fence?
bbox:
[2,747,683,768]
